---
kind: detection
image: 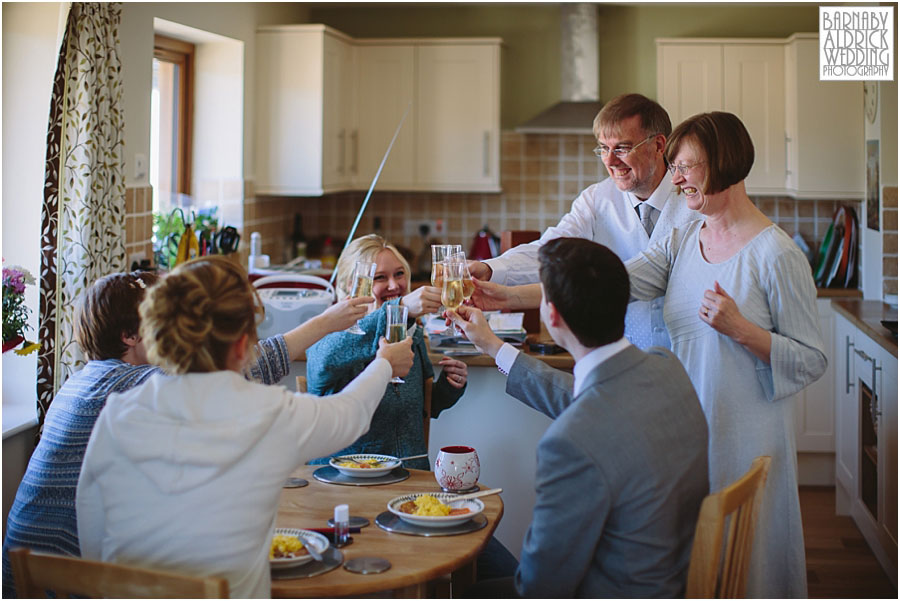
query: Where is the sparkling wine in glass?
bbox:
[431,245,449,289]
[440,260,465,335]
[385,304,409,384]
[449,252,475,301]
[346,260,376,335]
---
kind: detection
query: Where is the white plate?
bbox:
[269,528,329,569]
[329,454,401,478]
[387,492,485,528]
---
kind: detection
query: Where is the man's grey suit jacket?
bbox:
[507,344,709,598]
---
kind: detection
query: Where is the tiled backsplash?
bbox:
[129,132,895,296]
[249,132,860,272]
[124,186,153,268]
[883,186,897,297]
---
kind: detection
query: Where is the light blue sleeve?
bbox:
[624,233,676,302]
[756,249,827,401]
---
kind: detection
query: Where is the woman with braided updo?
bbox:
[76,256,414,598]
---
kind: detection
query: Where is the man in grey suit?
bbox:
[450,238,709,598]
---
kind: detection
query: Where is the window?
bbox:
[151,35,194,214]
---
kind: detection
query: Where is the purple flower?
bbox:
[3,268,26,295]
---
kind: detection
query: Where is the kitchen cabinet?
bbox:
[833,308,897,586]
[415,42,500,191]
[355,45,417,190]
[657,38,785,194]
[256,25,357,196]
[356,39,501,193]
[256,26,501,196]
[784,34,864,199]
[657,34,864,199]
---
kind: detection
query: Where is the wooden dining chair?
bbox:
[686,455,772,598]
[296,375,308,393]
[10,548,229,598]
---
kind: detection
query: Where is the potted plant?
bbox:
[3,262,39,355]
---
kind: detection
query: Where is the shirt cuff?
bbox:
[483,258,508,285]
[494,343,519,376]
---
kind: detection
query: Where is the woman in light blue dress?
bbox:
[625,112,826,598]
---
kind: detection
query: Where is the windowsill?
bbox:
[2,351,39,439]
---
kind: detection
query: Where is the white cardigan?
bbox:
[77,358,391,598]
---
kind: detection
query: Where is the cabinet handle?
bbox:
[350,130,359,176]
[845,336,855,394]
[338,130,346,175]
[483,131,490,177]
[784,134,792,176]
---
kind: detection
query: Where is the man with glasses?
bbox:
[468,94,701,349]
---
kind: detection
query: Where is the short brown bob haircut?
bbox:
[538,238,629,348]
[593,93,672,140]
[665,111,755,195]
[75,271,159,361]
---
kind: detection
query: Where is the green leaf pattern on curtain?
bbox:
[37,2,127,428]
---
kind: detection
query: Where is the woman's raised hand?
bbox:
[401,285,442,318]
[377,336,414,379]
[320,296,373,332]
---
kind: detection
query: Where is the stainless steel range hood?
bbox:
[516,4,602,135]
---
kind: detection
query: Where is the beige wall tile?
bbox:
[884,186,898,208]
[883,257,897,277]
[884,209,898,232]
[884,233,898,254]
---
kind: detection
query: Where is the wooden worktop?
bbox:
[831,299,898,358]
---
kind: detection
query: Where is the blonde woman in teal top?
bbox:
[306,235,468,470]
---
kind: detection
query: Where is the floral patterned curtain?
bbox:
[37,2,127,427]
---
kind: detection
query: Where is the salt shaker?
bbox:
[333,504,350,547]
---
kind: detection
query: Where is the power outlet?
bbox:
[404,219,444,238]
[134,154,147,180]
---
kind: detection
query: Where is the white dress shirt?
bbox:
[484,177,702,349]
[494,337,632,397]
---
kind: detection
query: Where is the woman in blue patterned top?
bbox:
[2,270,370,597]
[306,235,468,471]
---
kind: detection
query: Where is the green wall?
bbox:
[309,2,821,130]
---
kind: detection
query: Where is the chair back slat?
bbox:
[686,456,771,598]
[10,548,229,598]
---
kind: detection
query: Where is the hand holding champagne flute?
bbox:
[385,304,409,383]
[346,260,376,335]
[449,252,475,302]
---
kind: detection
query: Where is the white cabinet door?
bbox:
[784,35,864,199]
[833,312,858,507]
[355,45,416,190]
[794,298,836,452]
[656,43,723,126]
[322,34,357,190]
[416,43,500,192]
[722,44,786,193]
[256,27,326,196]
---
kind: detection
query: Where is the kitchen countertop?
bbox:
[831,299,898,358]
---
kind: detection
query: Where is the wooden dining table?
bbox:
[271,465,503,598]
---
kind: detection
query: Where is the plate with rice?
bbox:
[328,454,401,478]
[269,528,329,569]
[387,492,484,528]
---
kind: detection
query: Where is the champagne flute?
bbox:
[440,260,465,336]
[346,260,376,335]
[385,304,409,384]
[431,245,449,289]
[449,251,475,302]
